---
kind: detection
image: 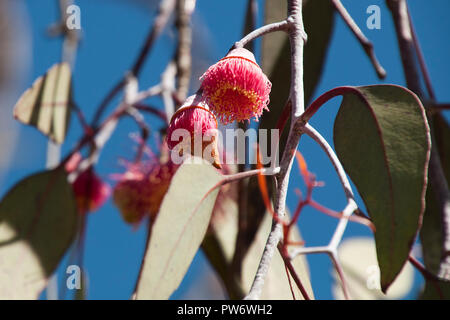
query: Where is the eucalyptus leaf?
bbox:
[421,114,450,277]
[333,237,414,300]
[135,158,222,299]
[333,85,430,292]
[260,0,334,135]
[13,63,72,144]
[0,168,78,299]
[421,278,450,300]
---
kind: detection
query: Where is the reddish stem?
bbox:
[299,86,362,124]
[275,100,292,139]
[279,244,310,300]
[408,255,444,299]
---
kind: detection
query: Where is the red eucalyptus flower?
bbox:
[200,47,271,124]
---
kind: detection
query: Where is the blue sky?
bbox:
[1,0,449,300]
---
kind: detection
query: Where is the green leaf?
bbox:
[74,268,87,300]
[333,237,414,300]
[333,85,431,292]
[0,168,78,299]
[202,178,246,299]
[303,0,335,105]
[135,158,222,300]
[13,63,72,144]
[242,0,256,52]
[421,279,450,300]
[421,114,450,276]
[260,0,334,134]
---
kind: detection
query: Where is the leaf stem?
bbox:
[232,20,290,50]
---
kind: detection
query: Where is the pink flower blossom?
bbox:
[166,95,221,168]
[112,156,179,225]
[72,168,111,213]
[200,47,271,124]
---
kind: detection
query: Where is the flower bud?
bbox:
[72,168,111,213]
[200,47,271,124]
[166,95,221,168]
[112,159,178,225]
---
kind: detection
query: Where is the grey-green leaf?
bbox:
[421,114,450,278]
[421,279,450,300]
[333,85,431,292]
[260,0,334,135]
[0,168,78,299]
[135,158,222,299]
[13,63,72,144]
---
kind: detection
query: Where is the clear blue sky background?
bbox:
[1,0,449,300]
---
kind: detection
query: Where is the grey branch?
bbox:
[175,0,196,104]
[245,0,307,300]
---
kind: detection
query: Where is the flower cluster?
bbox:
[112,155,179,225]
[167,47,271,166]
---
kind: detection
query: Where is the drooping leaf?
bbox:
[421,114,450,277]
[0,168,78,299]
[332,237,414,300]
[135,158,222,300]
[13,63,72,143]
[333,85,431,292]
[202,176,245,299]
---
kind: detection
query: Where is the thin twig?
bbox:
[407,6,436,100]
[72,102,92,135]
[125,107,150,162]
[409,255,444,299]
[134,84,163,102]
[91,0,175,127]
[429,103,450,111]
[279,244,311,300]
[302,124,354,201]
[328,251,350,300]
[161,61,177,118]
[174,0,196,104]
[232,20,290,51]
[331,0,386,79]
[133,103,168,123]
